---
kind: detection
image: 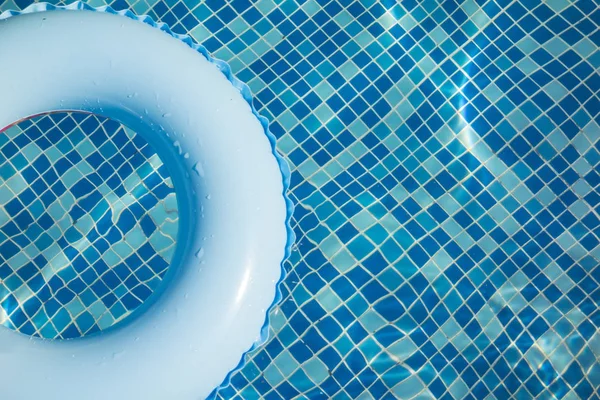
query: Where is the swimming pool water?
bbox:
[0,112,178,339]
[1,0,599,399]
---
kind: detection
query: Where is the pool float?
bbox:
[0,3,293,399]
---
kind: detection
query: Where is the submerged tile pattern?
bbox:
[0,112,178,339]
[2,0,600,398]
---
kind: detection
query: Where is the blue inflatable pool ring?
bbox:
[0,3,294,399]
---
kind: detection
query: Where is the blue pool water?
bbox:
[0,112,177,339]
[1,0,600,399]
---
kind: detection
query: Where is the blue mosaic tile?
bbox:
[0,0,599,398]
[0,112,177,339]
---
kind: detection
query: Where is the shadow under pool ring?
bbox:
[0,3,293,399]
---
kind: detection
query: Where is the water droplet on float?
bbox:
[112,351,124,360]
[173,140,183,155]
[205,194,211,200]
[192,162,205,177]
[162,113,172,118]
[127,93,138,98]
[195,248,205,259]
[184,293,189,300]
[184,152,190,159]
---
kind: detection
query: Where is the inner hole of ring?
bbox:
[0,111,180,339]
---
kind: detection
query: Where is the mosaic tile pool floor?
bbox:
[1,0,599,398]
[0,112,178,339]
